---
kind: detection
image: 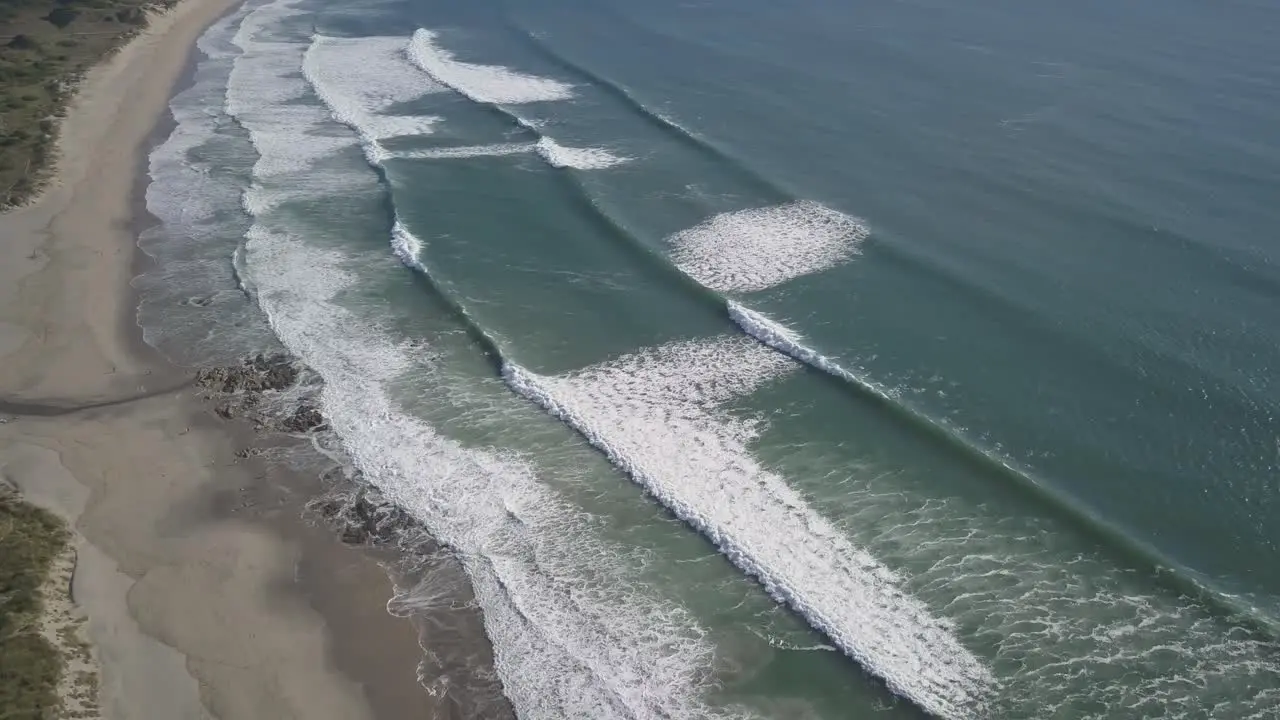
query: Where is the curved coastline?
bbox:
[0,1,439,718]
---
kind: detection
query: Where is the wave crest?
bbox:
[408,28,574,105]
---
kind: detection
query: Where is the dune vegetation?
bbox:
[0,0,176,209]
[0,480,71,719]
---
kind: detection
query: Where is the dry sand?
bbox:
[0,1,435,717]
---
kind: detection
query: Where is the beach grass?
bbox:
[0,0,177,209]
[0,485,71,719]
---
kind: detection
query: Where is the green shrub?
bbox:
[6,35,41,50]
[3,0,165,210]
[0,493,69,719]
[45,6,79,27]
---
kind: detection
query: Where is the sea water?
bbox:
[137,0,1280,716]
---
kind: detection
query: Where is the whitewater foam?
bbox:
[397,142,535,160]
[227,3,749,717]
[807,425,1280,718]
[408,28,574,105]
[302,34,442,152]
[535,137,631,169]
[300,29,629,171]
[390,219,424,269]
[248,229,744,718]
[135,0,275,365]
[504,338,994,719]
[226,0,353,179]
[670,201,870,292]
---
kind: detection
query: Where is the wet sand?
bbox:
[0,1,436,717]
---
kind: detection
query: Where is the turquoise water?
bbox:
[140,0,1280,716]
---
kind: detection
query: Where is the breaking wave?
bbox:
[503,339,995,718]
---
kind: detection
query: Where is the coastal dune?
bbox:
[0,1,434,717]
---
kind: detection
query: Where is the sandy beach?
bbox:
[0,1,435,717]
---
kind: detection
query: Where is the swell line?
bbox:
[728,301,1280,637]
[502,21,790,201]
[488,22,1280,617]
[390,221,511,369]
[298,33,541,369]
[387,221,1001,719]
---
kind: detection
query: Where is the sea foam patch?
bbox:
[409,28,574,105]
[505,338,994,719]
[670,201,869,292]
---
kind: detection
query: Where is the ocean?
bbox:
[136,0,1280,716]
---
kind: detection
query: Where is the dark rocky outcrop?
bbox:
[309,480,419,548]
[281,403,327,433]
[195,352,299,395]
[196,353,328,434]
[7,34,39,50]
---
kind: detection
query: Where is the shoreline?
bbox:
[0,0,437,717]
